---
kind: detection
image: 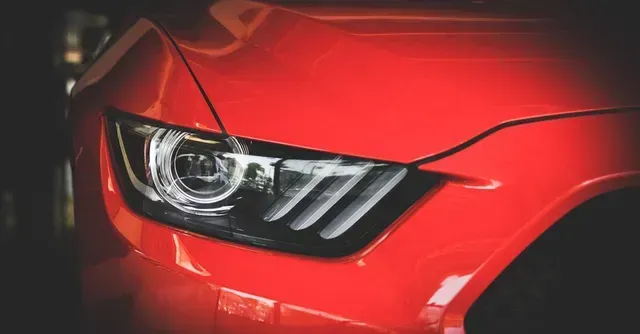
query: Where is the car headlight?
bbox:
[106,113,439,257]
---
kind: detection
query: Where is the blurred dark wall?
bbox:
[1,8,63,241]
[0,1,141,239]
[0,2,139,332]
[1,5,71,333]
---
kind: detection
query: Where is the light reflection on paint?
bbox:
[216,287,393,332]
[172,234,210,276]
[107,175,114,193]
[461,178,502,190]
[418,274,472,330]
[218,288,276,323]
[428,274,472,306]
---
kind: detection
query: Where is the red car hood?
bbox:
[153,0,638,163]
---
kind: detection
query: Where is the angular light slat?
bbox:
[262,157,341,222]
[288,161,374,231]
[319,166,407,239]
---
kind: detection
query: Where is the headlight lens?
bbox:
[149,128,248,215]
[106,114,438,257]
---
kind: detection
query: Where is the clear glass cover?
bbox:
[106,114,437,257]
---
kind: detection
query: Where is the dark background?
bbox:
[0,1,138,331]
[0,0,637,332]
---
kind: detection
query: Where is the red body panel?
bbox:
[70,1,640,333]
[153,0,637,162]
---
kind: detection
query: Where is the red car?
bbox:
[70,1,640,333]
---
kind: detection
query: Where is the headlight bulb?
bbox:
[149,129,247,215]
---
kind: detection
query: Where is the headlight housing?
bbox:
[106,113,438,257]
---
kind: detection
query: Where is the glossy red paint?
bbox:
[152,0,639,163]
[69,1,640,333]
[71,20,221,135]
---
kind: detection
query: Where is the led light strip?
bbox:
[263,157,342,222]
[115,122,161,201]
[288,161,374,231]
[319,166,407,239]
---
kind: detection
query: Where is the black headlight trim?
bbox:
[105,109,440,257]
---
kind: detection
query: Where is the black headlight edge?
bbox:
[103,107,441,257]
